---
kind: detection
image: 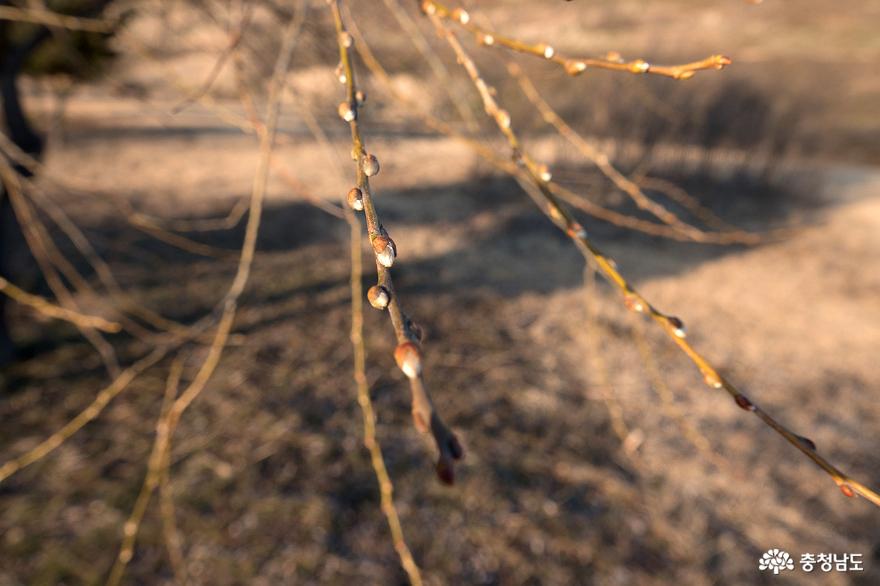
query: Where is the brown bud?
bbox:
[631,59,650,73]
[372,235,396,268]
[337,101,355,122]
[362,154,380,177]
[796,435,816,451]
[734,394,754,411]
[623,293,645,313]
[347,187,364,211]
[394,341,422,378]
[839,484,855,498]
[667,316,686,338]
[355,90,366,105]
[703,370,723,389]
[367,285,390,310]
[564,60,587,75]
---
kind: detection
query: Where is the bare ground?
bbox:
[2,1,880,584]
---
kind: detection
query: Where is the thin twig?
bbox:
[425,6,880,507]
[423,1,731,80]
[331,0,463,487]
[0,275,120,333]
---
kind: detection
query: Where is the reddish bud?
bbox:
[395,342,422,379]
[839,484,855,498]
[371,235,396,268]
[624,293,645,313]
[347,187,363,211]
[337,101,355,122]
[734,394,754,411]
[564,60,587,75]
[367,285,390,310]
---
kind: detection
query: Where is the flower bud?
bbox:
[667,316,686,338]
[537,163,552,182]
[367,285,390,310]
[839,484,855,498]
[796,435,816,451]
[362,154,380,177]
[496,109,511,129]
[338,101,355,122]
[565,60,587,75]
[372,235,396,267]
[631,59,650,73]
[339,31,353,48]
[623,293,645,313]
[347,187,364,211]
[452,7,469,24]
[703,371,724,389]
[733,394,754,411]
[394,341,422,378]
[355,90,366,105]
[539,44,555,59]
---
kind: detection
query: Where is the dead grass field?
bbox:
[1,1,879,584]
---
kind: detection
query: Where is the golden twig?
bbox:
[423,1,731,80]
[506,61,761,245]
[104,9,307,583]
[0,275,120,333]
[425,6,880,507]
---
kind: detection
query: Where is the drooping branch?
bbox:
[330,0,463,486]
[424,5,880,508]
[423,1,731,80]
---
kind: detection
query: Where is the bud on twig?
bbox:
[394,341,422,379]
[338,101,355,122]
[362,153,380,177]
[667,316,686,338]
[372,235,396,268]
[347,187,364,211]
[367,285,390,310]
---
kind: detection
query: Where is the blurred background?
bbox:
[1,0,878,584]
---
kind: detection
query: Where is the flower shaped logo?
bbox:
[759,549,795,574]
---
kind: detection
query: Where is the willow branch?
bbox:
[331,0,463,486]
[0,275,120,333]
[425,7,880,507]
[423,1,730,80]
[506,61,761,245]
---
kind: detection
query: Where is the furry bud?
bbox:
[394,342,422,379]
[372,235,396,268]
[347,187,364,211]
[367,285,390,310]
[362,154,380,177]
[338,101,355,122]
[667,316,686,338]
